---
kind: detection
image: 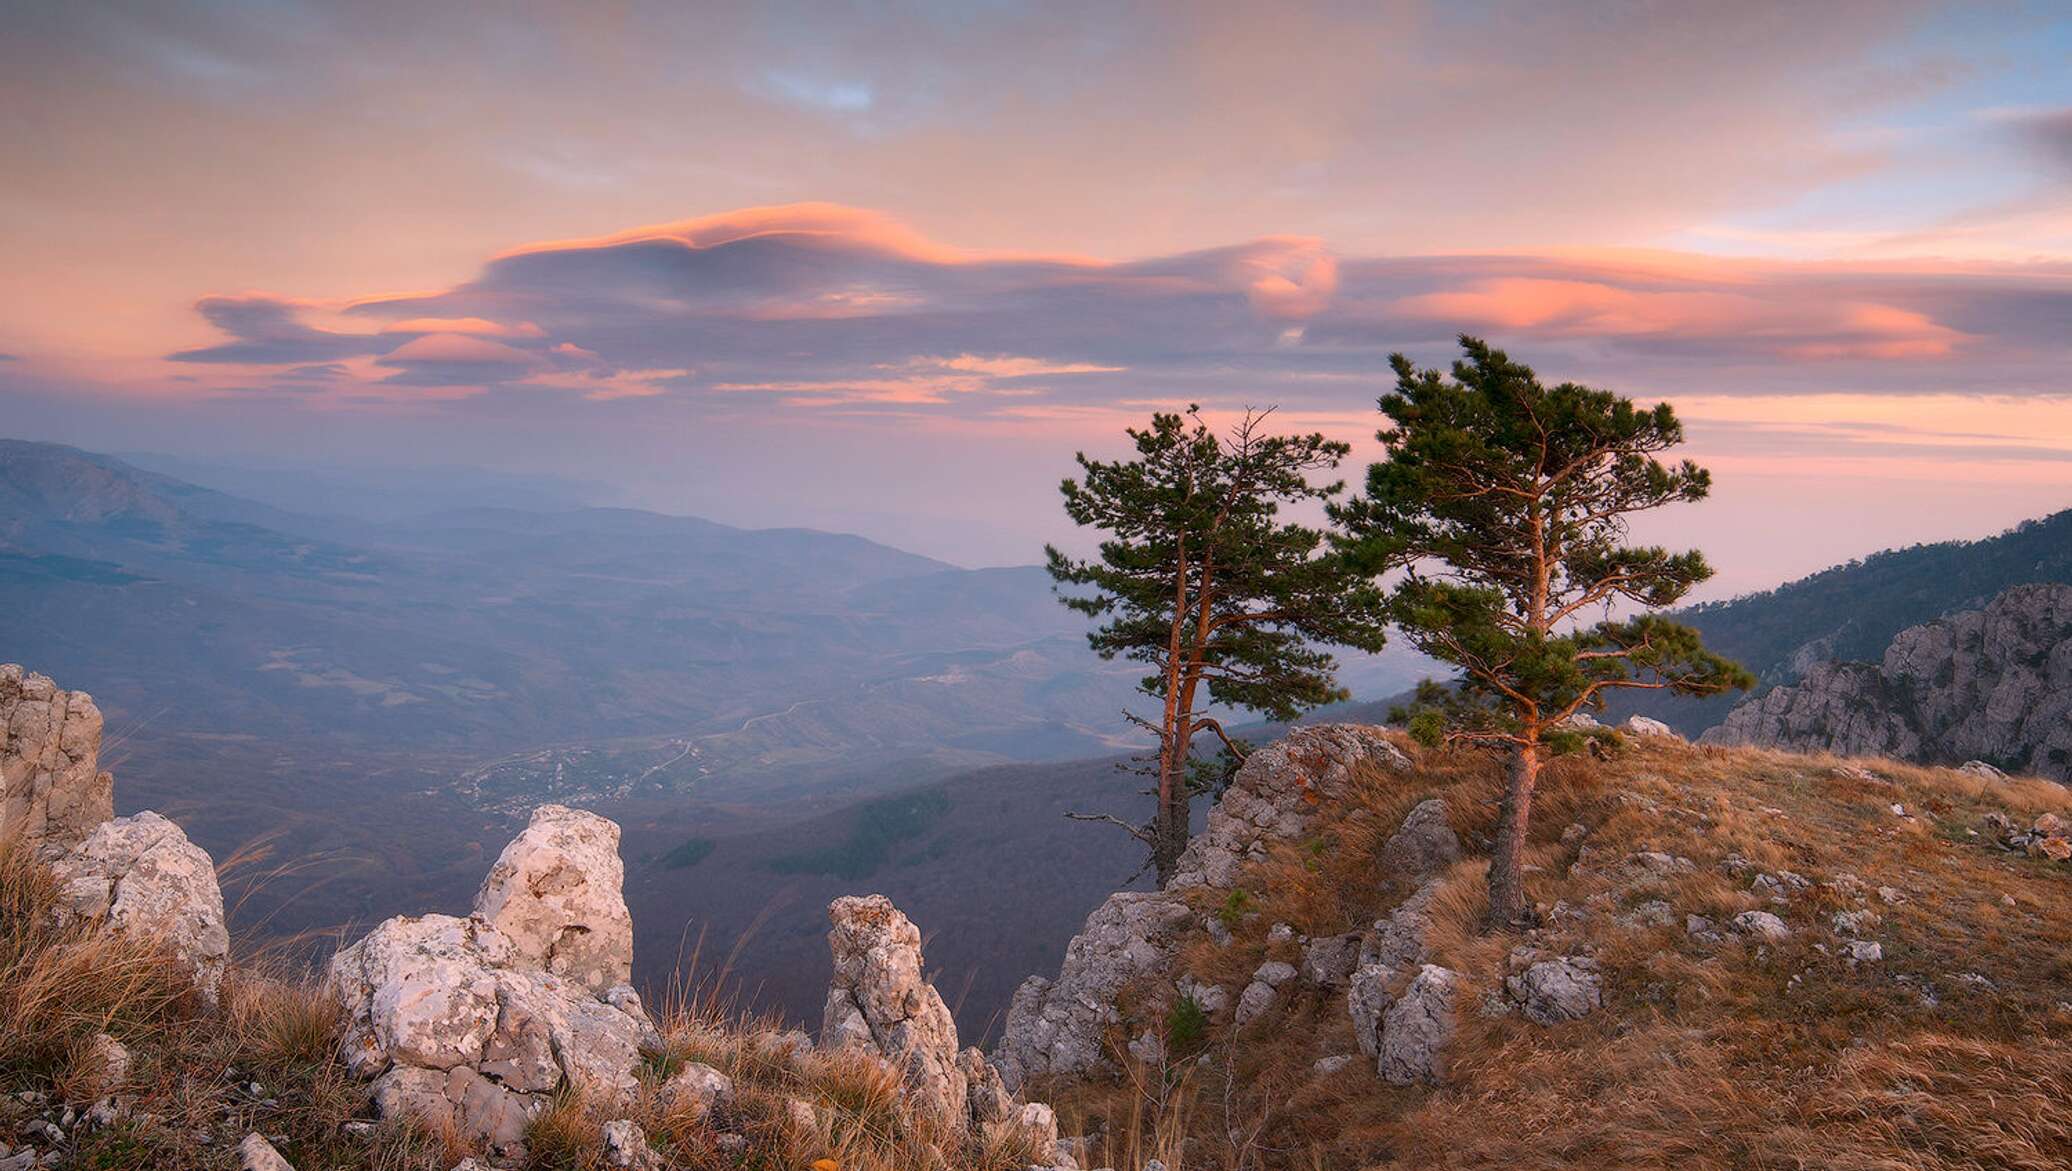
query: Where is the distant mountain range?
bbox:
[1625,507,2072,733]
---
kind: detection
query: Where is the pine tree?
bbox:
[1047,406,1391,884]
[1335,337,1752,929]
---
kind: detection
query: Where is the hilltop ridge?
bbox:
[5,659,2069,1169]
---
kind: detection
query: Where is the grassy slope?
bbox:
[1046,736,2072,1170]
[7,736,2069,1170]
[0,845,1048,1171]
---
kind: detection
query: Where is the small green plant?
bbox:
[1164,993,1209,1058]
[1217,888,1254,931]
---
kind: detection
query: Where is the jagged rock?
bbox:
[1177,974,1230,1018]
[600,1119,659,1170]
[237,1133,294,1171]
[1704,585,2072,779]
[1234,980,1278,1027]
[472,805,633,996]
[1300,932,1362,986]
[1622,715,1679,739]
[983,1101,1060,1161]
[1378,965,1458,1085]
[1379,798,1461,880]
[1731,910,1791,942]
[994,892,1192,1089]
[1347,963,1395,1057]
[1360,880,1440,970]
[328,911,647,1150]
[0,665,113,852]
[660,1061,731,1118]
[1505,957,1602,1024]
[959,1047,1015,1123]
[51,812,229,1003]
[1170,725,1411,890]
[997,725,1408,1089]
[821,894,966,1130]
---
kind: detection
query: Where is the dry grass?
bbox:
[1049,737,2072,1170]
[0,838,1055,1171]
[8,736,2068,1170]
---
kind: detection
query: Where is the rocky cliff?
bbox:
[1702,582,2072,778]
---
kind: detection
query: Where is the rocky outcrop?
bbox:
[473,804,634,995]
[820,894,967,1131]
[0,664,113,852]
[1703,583,2072,779]
[1171,725,1412,889]
[819,895,1068,1163]
[328,806,655,1153]
[996,725,1409,1088]
[50,811,230,1004]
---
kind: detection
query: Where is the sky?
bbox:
[2,0,2069,595]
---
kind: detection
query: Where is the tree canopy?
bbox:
[1336,337,1751,927]
[1048,406,1391,882]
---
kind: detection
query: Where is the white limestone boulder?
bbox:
[51,811,229,1004]
[472,804,633,996]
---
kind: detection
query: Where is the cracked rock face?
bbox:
[0,664,113,852]
[328,806,650,1152]
[821,894,967,1131]
[1703,583,2072,779]
[51,811,229,1004]
[996,725,1409,1090]
[329,913,648,1151]
[1504,956,1602,1025]
[473,804,633,996]
[1378,964,1458,1085]
[1171,725,1412,890]
[992,891,1193,1090]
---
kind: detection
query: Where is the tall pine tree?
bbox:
[1335,338,1752,929]
[1047,406,1391,884]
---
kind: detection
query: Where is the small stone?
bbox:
[1234,980,1277,1027]
[1622,715,1679,738]
[237,1133,295,1171]
[1731,911,1791,942]
[1312,1054,1355,1075]
[1878,886,1908,905]
[1844,940,1882,964]
[1127,1029,1165,1066]
[1253,960,1298,988]
[1266,922,1295,944]
[660,1061,732,1118]
[600,1119,658,1170]
[1831,910,1879,935]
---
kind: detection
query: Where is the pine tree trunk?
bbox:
[1484,738,1540,930]
[1152,714,1193,886]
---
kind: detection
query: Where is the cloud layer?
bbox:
[158,204,2072,415]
